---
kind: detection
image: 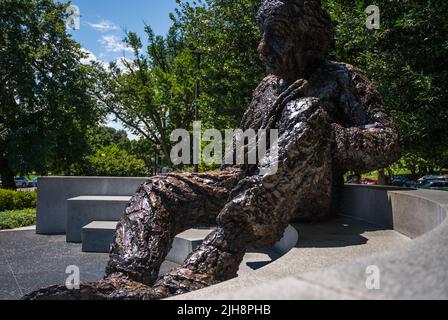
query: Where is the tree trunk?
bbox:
[410,166,416,179]
[377,169,386,186]
[0,157,16,190]
[160,143,173,169]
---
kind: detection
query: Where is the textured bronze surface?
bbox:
[24,0,400,300]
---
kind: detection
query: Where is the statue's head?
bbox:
[257,0,334,83]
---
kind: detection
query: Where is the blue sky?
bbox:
[65,0,180,62]
[61,0,183,138]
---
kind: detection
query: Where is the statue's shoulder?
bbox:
[325,60,381,97]
[322,60,365,80]
[325,61,384,114]
[327,61,375,88]
[254,74,278,95]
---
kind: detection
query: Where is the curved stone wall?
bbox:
[390,190,448,239]
[171,186,448,300]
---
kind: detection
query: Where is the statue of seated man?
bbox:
[26,0,400,300]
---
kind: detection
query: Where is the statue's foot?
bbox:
[22,270,216,300]
[22,273,164,301]
[151,268,217,297]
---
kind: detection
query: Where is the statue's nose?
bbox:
[257,40,269,55]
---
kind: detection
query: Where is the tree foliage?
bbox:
[87,126,131,151]
[0,0,103,188]
[94,0,265,167]
[323,0,448,173]
[168,0,448,173]
[63,126,150,177]
[3,0,446,179]
[171,0,265,130]
[76,145,147,178]
[95,26,197,166]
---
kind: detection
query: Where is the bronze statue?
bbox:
[25,0,400,300]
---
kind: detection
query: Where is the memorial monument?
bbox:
[25,0,400,300]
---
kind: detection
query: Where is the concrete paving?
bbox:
[0,229,282,300]
[0,230,178,300]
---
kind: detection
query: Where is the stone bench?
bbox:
[36,177,146,234]
[66,196,131,242]
[82,222,299,264]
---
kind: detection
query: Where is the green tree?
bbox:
[87,126,131,151]
[172,0,265,129]
[175,0,448,173]
[94,0,447,176]
[0,0,103,189]
[94,0,265,169]
[79,145,147,177]
[323,0,448,173]
[94,26,199,167]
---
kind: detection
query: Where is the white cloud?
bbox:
[80,48,97,64]
[115,57,135,73]
[80,48,109,69]
[86,20,119,32]
[99,35,133,53]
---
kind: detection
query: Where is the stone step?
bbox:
[166,229,216,264]
[80,221,214,261]
[66,196,131,243]
[80,222,299,266]
[82,221,118,253]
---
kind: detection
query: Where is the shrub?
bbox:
[0,189,37,211]
[0,209,36,230]
[0,189,15,211]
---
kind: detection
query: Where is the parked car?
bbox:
[418,175,447,184]
[14,177,29,188]
[419,180,448,191]
[406,180,420,188]
[346,175,377,185]
[346,175,362,184]
[28,178,38,188]
[361,179,378,185]
[392,176,407,186]
[392,176,418,188]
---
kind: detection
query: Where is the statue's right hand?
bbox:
[278,79,310,102]
[292,79,310,98]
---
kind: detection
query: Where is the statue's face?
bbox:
[257,0,334,82]
[257,16,296,79]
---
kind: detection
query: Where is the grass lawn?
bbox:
[0,209,36,230]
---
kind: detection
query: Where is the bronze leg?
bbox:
[105,170,242,286]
